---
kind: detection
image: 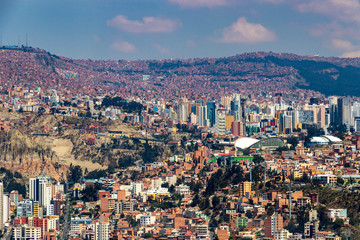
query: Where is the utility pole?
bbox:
[264,160,267,185]
[289,181,292,219]
[249,164,252,183]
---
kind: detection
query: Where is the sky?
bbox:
[1,0,360,60]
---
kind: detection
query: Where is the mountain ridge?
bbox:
[2,46,360,97]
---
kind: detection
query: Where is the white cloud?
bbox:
[326,38,360,58]
[168,0,228,8]
[111,39,136,53]
[297,0,360,24]
[107,15,180,33]
[154,44,170,54]
[341,50,360,58]
[308,22,360,41]
[330,39,356,51]
[259,0,285,4]
[217,17,276,43]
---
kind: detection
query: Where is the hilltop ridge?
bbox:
[2,46,360,97]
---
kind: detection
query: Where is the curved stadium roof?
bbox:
[310,135,342,144]
[234,137,285,150]
[322,135,342,143]
[310,136,329,143]
[234,137,260,149]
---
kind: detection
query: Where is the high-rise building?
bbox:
[29,176,51,207]
[207,101,216,127]
[264,212,283,238]
[131,182,143,195]
[304,220,319,239]
[239,181,251,198]
[95,221,109,240]
[33,201,40,217]
[355,117,360,132]
[3,193,9,225]
[13,226,41,240]
[52,199,61,216]
[17,200,33,218]
[231,94,242,122]
[198,105,208,127]
[303,105,326,128]
[221,96,232,108]
[338,98,351,129]
[215,107,226,135]
[0,182,3,230]
[231,121,244,136]
[10,190,19,204]
[225,114,234,132]
[46,204,54,216]
[44,183,52,207]
[178,103,188,123]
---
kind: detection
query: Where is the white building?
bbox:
[165,175,177,186]
[196,225,209,236]
[48,218,59,231]
[275,229,292,240]
[13,226,41,240]
[3,193,9,225]
[215,107,226,135]
[146,187,169,196]
[95,222,109,240]
[137,214,156,226]
[54,183,64,194]
[17,200,33,218]
[175,185,191,195]
[0,183,3,230]
[44,183,52,207]
[47,204,54,216]
[131,182,143,195]
[29,176,51,207]
[198,105,208,127]
[150,177,162,189]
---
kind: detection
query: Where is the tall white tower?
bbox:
[0,182,3,230]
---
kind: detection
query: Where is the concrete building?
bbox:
[215,107,226,135]
[131,182,143,195]
[338,98,351,129]
[198,105,208,127]
[239,181,251,197]
[17,200,33,218]
[13,225,41,240]
[95,221,109,240]
[114,200,136,214]
[150,177,162,189]
[0,182,3,230]
[29,176,51,207]
[264,212,283,238]
[137,214,156,226]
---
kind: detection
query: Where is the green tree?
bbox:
[337,177,345,185]
[38,107,46,116]
[199,197,210,210]
[286,136,299,149]
[212,196,220,208]
[67,165,82,184]
[191,194,200,207]
[142,233,153,238]
[333,218,344,230]
[327,123,347,140]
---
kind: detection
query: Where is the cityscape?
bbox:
[2,0,360,240]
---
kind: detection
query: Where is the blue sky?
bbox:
[1,0,360,60]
